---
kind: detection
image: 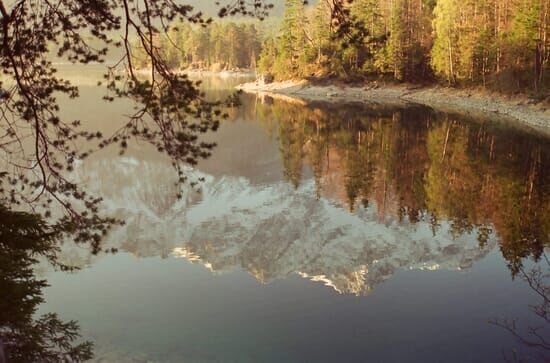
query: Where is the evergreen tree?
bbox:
[277,0,309,77]
[148,0,549,93]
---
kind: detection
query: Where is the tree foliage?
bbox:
[0,205,93,362]
[259,0,549,90]
[0,0,290,246]
[0,0,363,245]
[134,21,262,71]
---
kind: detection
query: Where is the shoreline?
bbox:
[184,69,255,78]
[236,80,550,137]
[135,68,256,78]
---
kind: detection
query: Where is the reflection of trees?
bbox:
[256,97,550,358]
[256,99,549,267]
[427,122,549,274]
[0,205,92,362]
[278,116,305,189]
[257,98,550,358]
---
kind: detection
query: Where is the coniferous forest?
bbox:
[142,0,549,94]
[134,21,263,71]
[258,0,549,93]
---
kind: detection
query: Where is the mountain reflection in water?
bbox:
[71,158,494,296]
[28,86,549,362]
[56,96,548,297]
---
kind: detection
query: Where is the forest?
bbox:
[134,21,263,71]
[140,0,549,93]
[257,0,549,93]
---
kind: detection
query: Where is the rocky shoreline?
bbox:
[237,80,550,136]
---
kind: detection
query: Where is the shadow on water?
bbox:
[0,206,93,362]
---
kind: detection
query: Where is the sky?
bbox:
[185,0,287,17]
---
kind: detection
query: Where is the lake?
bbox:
[24,67,550,362]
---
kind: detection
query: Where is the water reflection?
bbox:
[254,99,549,274]
[4,71,548,361]
[63,95,549,298]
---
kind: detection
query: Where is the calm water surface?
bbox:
[33,67,550,362]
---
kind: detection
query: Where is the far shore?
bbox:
[236,80,550,136]
[135,67,256,78]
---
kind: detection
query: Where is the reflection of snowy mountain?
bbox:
[61,156,495,295]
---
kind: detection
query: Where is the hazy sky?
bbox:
[186,0,287,17]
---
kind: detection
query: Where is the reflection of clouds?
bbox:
[58,157,496,295]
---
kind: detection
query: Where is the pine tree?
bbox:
[277,0,308,76]
[351,0,385,73]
